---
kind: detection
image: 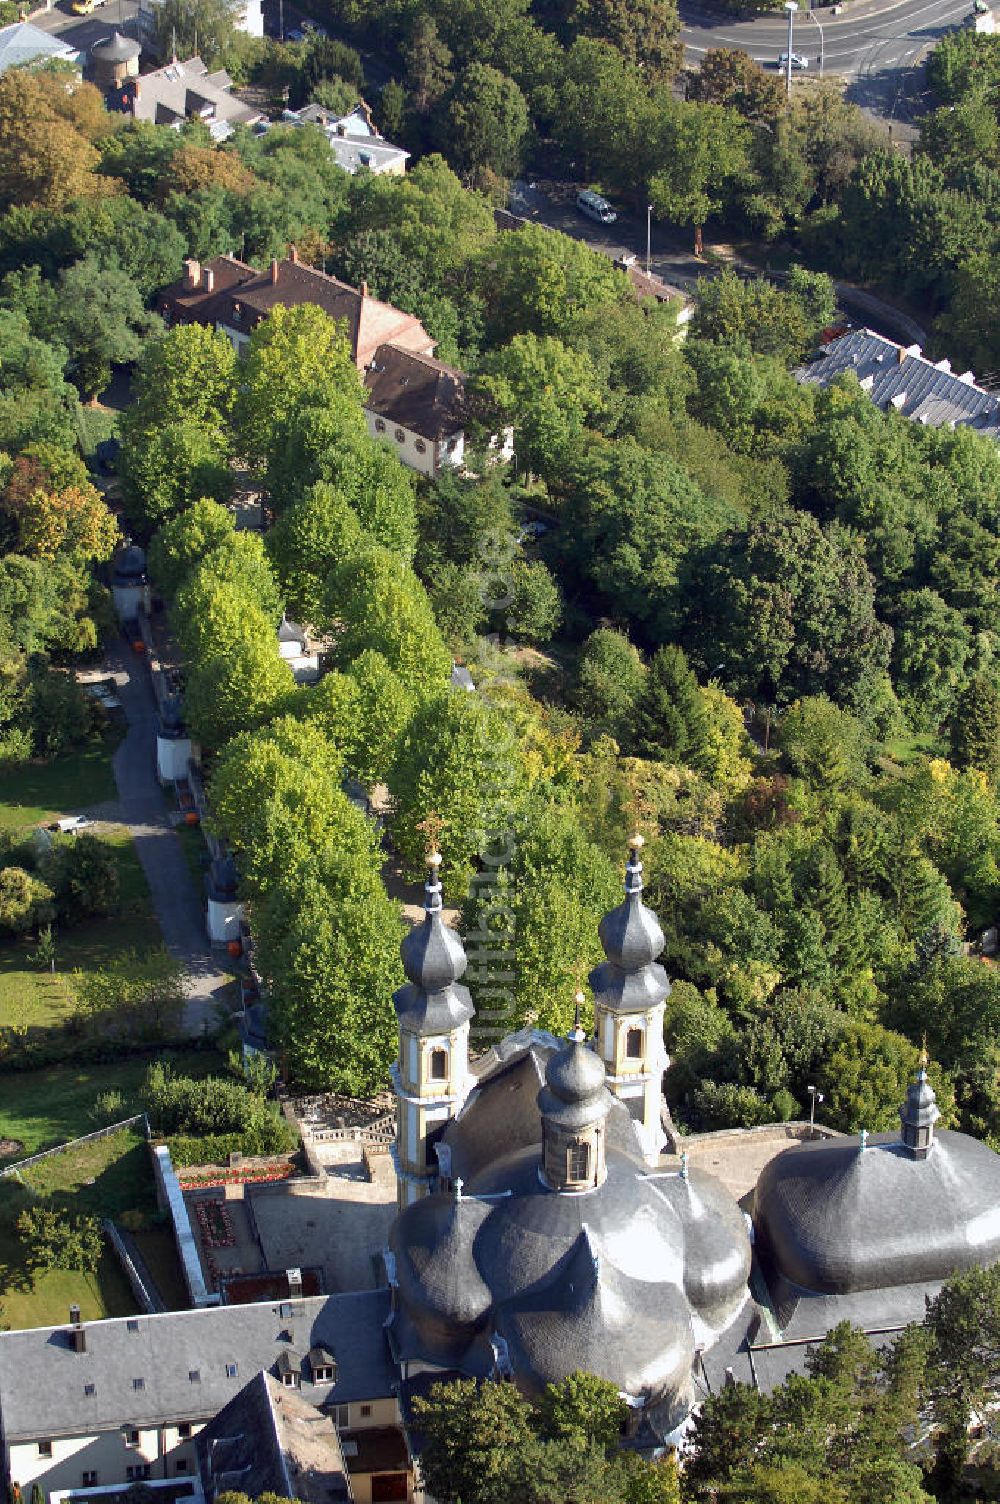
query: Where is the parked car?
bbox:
[71,0,107,14]
[778,51,809,68]
[576,189,617,225]
[53,816,93,834]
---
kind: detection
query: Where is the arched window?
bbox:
[394,428,406,443]
[626,1027,644,1060]
[567,1140,591,1181]
[430,1047,448,1081]
[415,439,427,454]
[374,418,386,433]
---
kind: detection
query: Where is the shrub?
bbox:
[90,1088,128,1125]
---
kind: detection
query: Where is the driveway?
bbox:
[88,641,233,1036]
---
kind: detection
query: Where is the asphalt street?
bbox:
[28,0,141,53]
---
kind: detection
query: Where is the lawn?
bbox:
[0,1128,156,1328]
[0,825,162,1031]
[0,1045,228,1159]
[0,747,117,833]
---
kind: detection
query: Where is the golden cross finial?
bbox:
[919,1034,929,1070]
[573,990,585,1031]
[416,812,445,865]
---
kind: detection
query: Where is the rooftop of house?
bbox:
[0,1291,394,1443]
[196,1370,351,1504]
[159,253,436,370]
[279,102,410,174]
[124,56,262,137]
[363,344,467,441]
[796,327,1000,441]
[0,20,80,72]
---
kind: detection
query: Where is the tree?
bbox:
[345,650,415,786]
[445,64,530,184]
[45,833,120,922]
[569,0,680,77]
[633,645,711,767]
[0,466,117,563]
[72,947,185,1041]
[503,559,562,644]
[410,1379,536,1504]
[325,544,452,700]
[475,334,603,482]
[647,97,750,237]
[128,321,238,429]
[818,1020,955,1133]
[388,689,529,891]
[183,636,295,751]
[268,483,363,625]
[0,866,54,934]
[479,222,626,345]
[148,498,237,599]
[684,510,891,716]
[575,629,646,745]
[254,837,405,1093]
[0,73,104,211]
[691,268,832,364]
[209,717,351,894]
[536,1372,627,1455]
[949,674,1000,782]
[16,1207,103,1274]
[777,696,869,790]
[925,1265,1000,1493]
[235,303,368,496]
[689,48,784,121]
[404,16,455,114]
[153,0,238,65]
[891,588,972,732]
[120,419,234,527]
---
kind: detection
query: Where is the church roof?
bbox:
[752,1127,1000,1297]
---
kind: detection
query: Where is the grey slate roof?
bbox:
[92,29,141,61]
[590,843,670,1016]
[0,1291,393,1442]
[752,1127,1000,1298]
[394,864,474,1036]
[197,1369,351,1504]
[0,20,80,72]
[795,328,1000,442]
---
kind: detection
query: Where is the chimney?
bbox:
[897,345,906,365]
[203,268,215,293]
[270,258,279,285]
[184,258,201,291]
[361,281,368,299]
[289,244,299,264]
[69,1306,86,1353]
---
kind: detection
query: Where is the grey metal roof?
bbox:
[0,1291,394,1442]
[0,21,79,72]
[537,1030,613,1133]
[752,1127,1000,1297]
[590,843,670,1016]
[795,328,1000,443]
[92,29,141,60]
[112,544,147,584]
[394,864,474,1036]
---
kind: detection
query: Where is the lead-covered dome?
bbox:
[590,836,670,1014]
[394,855,473,1036]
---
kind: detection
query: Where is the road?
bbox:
[508,180,929,344]
[680,0,970,121]
[27,0,141,55]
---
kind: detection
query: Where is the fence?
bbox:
[0,1113,150,1179]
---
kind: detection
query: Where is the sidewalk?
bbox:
[87,641,234,1036]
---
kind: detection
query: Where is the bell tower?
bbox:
[589,834,670,1162]
[392,852,475,1210]
[538,998,613,1194]
[900,1045,940,1160]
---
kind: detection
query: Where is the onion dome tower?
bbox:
[537,998,615,1193]
[589,834,670,1161]
[392,853,475,1210]
[900,1046,940,1160]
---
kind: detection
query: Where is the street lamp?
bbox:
[784,0,798,99]
[805,2,825,75]
[807,1085,824,1136]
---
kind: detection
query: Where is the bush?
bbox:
[16,1207,104,1273]
[90,1088,128,1125]
[144,1063,296,1156]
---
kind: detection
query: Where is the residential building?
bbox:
[795,326,1000,443]
[158,255,496,476]
[0,20,81,74]
[158,253,435,370]
[279,103,409,177]
[90,30,140,91]
[0,1293,405,1503]
[110,57,263,139]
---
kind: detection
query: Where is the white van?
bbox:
[576,189,617,225]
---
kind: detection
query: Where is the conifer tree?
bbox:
[633,644,710,766]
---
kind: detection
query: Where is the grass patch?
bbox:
[0,1045,228,1159]
[0,748,117,833]
[882,730,946,765]
[0,1128,155,1328]
[0,825,161,1031]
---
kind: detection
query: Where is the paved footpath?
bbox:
[85,642,232,1036]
